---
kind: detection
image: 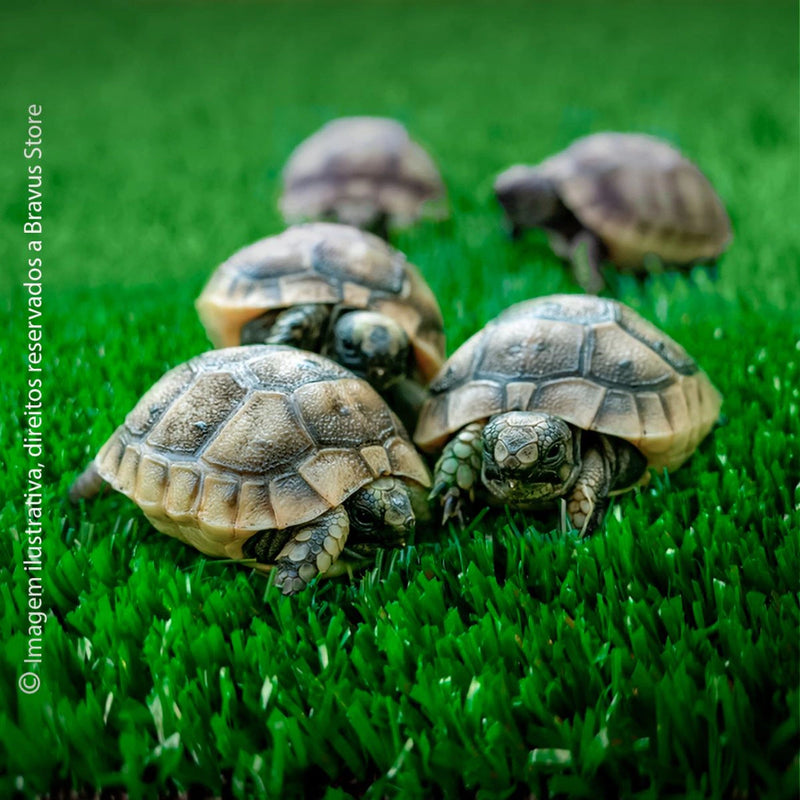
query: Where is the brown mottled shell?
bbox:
[539,132,731,268]
[196,223,446,383]
[93,346,431,561]
[414,295,722,471]
[280,117,448,229]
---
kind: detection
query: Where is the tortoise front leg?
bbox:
[274,506,350,595]
[567,435,647,536]
[566,447,612,536]
[569,229,605,294]
[241,303,330,350]
[430,421,485,526]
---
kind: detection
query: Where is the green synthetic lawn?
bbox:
[2,1,799,797]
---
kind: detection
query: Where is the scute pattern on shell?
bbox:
[94,346,431,561]
[279,117,447,228]
[540,133,732,267]
[414,295,722,471]
[195,223,445,382]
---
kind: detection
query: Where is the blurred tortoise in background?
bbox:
[69,346,432,595]
[280,117,448,237]
[414,294,722,534]
[196,223,446,428]
[494,133,732,292]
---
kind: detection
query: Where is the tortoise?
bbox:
[494,132,732,292]
[279,117,448,237]
[195,222,446,428]
[69,345,432,595]
[414,294,722,534]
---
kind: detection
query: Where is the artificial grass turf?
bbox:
[2,0,799,797]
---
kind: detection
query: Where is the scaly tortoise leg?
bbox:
[569,229,605,294]
[566,447,612,537]
[567,436,647,536]
[241,303,330,350]
[274,506,350,595]
[242,506,350,595]
[430,422,485,526]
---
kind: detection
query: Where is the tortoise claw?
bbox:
[441,487,467,528]
[429,480,449,502]
[274,560,314,596]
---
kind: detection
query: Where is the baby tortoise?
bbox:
[280,117,448,237]
[70,346,431,595]
[196,223,445,428]
[414,294,722,534]
[494,132,732,292]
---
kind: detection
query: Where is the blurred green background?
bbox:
[2,1,798,309]
[2,1,798,798]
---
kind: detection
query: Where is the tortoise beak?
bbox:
[388,513,414,549]
[395,514,415,546]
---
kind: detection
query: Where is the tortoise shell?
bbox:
[414,294,722,471]
[196,223,446,383]
[280,117,448,229]
[512,132,731,268]
[93,345,431,561]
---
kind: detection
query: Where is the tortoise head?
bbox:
[333,310,410,391]
[344,477,416,555]
[481,411,581,505]
[494,166,561,229]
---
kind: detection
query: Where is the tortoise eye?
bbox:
[544,443,564,464]
[351,505,374,528]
